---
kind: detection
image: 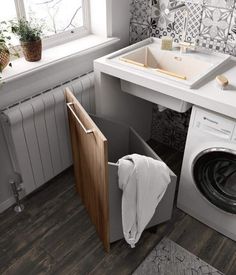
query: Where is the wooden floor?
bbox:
[0,140,235,275]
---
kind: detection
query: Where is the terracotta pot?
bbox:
[21,39,42,62]
[0,46,10,71]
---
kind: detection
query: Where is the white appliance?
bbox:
[178,106,236,240]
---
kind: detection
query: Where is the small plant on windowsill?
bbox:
[0,21,19,85]
[11,18,44,62]
[0,21,12,72]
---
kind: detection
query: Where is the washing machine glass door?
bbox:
[193,149,236,214]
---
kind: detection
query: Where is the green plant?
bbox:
[0,21,19,84]
[11,18,43,42]
[0,22,10,47]
[0,21,11,83]
[0,21,11,61]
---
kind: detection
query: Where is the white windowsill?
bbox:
[1,35,119,83]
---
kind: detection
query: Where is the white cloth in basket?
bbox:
[118,154,170,248]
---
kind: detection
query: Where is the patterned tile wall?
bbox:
[130,0,236,55]
[130,0,236,151]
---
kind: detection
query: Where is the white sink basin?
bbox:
[110,38,230,88]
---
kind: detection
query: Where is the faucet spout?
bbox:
[164,1,195,53]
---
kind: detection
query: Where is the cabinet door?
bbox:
[65,88,110,252]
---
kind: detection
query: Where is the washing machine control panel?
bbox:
[194,109,235,140]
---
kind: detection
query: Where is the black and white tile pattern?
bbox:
[228,9,236,42]
[186,2,203,41]
[130,0,236,55]
[151,106,191,152]
[203,0,235,9]
[130,0,236,151]
[152,0,175,29]
[130,22,150,44]
[197,36,226,51]
[200,6,232,40]
[130,0,152,25]
[225,41,236,55]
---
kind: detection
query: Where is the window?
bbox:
[0,1,17,22]
[1,0,90,47]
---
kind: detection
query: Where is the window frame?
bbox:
[13,0,91,49]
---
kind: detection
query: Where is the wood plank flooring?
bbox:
[0,140,235,275]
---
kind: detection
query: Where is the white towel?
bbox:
[118,154,170,248]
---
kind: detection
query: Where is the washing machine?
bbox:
[177,106,236,240]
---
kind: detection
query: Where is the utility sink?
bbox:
[105,38,230,113]
[110,38,230,89]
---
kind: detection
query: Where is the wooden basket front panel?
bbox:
[65,89,110,252]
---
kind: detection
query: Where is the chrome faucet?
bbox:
[165,1,195,53]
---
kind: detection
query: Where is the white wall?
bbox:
[0,0,131,212]
[90,0,108,37]
[109,0,130,48]
[90,0,130,48]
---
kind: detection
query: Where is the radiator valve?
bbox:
[9,179,24,213]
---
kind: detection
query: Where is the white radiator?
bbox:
[1,72,94,195]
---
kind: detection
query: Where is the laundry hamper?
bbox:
[65,89,177,252]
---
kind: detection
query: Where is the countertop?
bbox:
[94,42,236,119]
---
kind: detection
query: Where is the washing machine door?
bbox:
[193,148,236,214]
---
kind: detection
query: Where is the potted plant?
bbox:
[11,18,43,62]
[0,21,11,72]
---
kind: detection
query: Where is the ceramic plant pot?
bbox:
[21,39,42,62]
[0,46,10,71]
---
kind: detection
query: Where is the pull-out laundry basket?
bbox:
[65,89,176,252]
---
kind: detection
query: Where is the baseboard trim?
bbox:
[0,197,15,213]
